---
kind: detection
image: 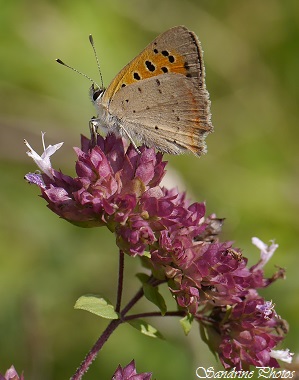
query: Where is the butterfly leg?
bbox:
[89,117,98,147]
[120,125,141,154]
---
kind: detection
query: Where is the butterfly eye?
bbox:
[90,84,104,101]
[92,88,104,101]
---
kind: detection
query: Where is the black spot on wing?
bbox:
[145,60,155,72]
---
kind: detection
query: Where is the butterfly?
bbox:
[59,26,213,156]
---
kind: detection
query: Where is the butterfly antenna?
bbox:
[89,34,104,89]
[56,58,100,89]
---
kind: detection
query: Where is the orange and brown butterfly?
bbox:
[59,26,214,156]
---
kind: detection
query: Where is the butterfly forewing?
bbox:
[102,26,207,104]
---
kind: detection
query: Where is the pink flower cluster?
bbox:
[25,133,291,370]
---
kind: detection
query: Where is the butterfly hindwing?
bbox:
[109,72,212,155]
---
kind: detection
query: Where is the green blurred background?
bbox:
[1,0,299,379]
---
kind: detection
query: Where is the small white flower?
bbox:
[270,348,294,363]
[252,237,279,270]
[24,132,63,179]
[256,300,276,319]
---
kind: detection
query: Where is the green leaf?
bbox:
[143,283,167,315]
[136,273,151,284]
[222,305,233,323]
[199,323,219,360]
[139,256,165,280]
[128,319,164,339]
[139,255,152,270]
[180,314,194,336]
[74,294,119,320]
[142,251,151,259]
